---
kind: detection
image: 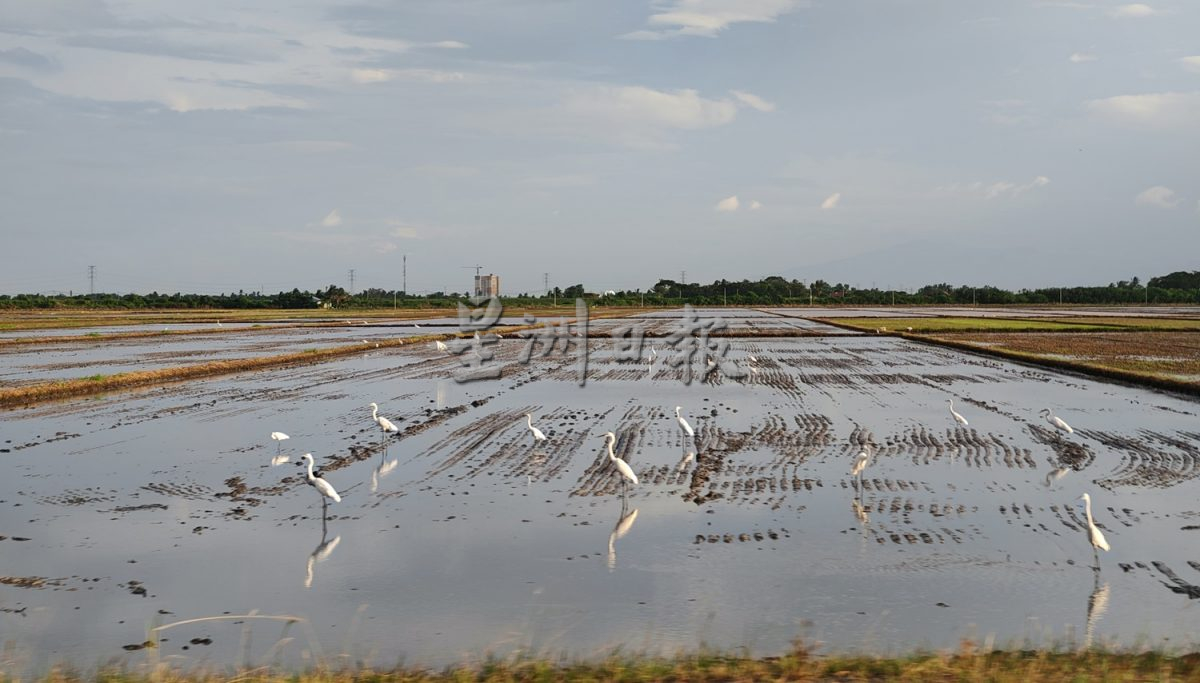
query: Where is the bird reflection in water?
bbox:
[305,519,342,589]
[1085,577,1110,650]
[607,500,640,571]
[676,448,696,473]
[1043,467,1070,488]
[371,454,398,493]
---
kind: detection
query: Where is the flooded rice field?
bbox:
[2,308,1200,672]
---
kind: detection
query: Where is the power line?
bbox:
[88,265,95,297]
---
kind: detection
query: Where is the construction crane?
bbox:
[462,265,484,296]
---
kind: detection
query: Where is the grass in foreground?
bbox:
[16,645,1200,683]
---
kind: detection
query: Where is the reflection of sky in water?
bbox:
[2,310,1200,672]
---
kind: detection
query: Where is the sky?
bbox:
[0,0,1197,296]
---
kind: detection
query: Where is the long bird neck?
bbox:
[305,457,316,480]
[372,405,379,420]
[527,415,533,428]
[606,438,616,461]
[1083,497,1094,525]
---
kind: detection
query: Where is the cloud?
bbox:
[939,176,1050,200]
[1135,186,1180,208]
[820,192,841,210]
[430,41,468,49]
[715,195,740,211]
[351,68,391,84]
[749,200,763,210]
[983,99,1035,126]
[321,209,343,228]
[1069,52,1098,63]
[563,86,739,130]
[731,90,777,112]
[1086,91,1200,128]
[0,47,60,72]
[1109,3,1158,17]
[622,0,806,40]
[1181,56,1200,73]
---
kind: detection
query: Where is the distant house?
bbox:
[474,274,500,298]
[313,297,332,309]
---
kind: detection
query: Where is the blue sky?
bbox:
[1,0,1197,295]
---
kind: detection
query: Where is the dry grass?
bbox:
[0,307,651,332]
[824,317,1125,333]
[14,644,1200,682]
[937,332,1200,381]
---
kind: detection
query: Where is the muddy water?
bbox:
[2,310,1200,673]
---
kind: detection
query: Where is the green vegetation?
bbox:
[11,646,1200,682]
[825,318,1126,333]
[3,270,1199,310]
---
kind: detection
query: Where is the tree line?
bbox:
[2,272,1198,309]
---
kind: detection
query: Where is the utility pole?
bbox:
[1059,287,1063,305]
[348,269,356,295]
[544,273,549,297]
[88,265,95,298]
[402,255,407,296]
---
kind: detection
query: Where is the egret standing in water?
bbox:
[301,453,341,519]
[851,444,873,479]
[369,403,399,440]
[270,431,290,456]
[524,413,548,443]
[433,340,448,352]
[947,399,969,427]
[1043,408,1074,435]
[1078,492,1110,570]
[603,432,638,496]
[675,406,695,438]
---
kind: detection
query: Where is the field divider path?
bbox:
[0,312,631,408]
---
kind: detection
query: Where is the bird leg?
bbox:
[1092,546,1100,573]
[321,496,328,522]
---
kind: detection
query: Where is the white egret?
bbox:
[1042,408,1074,434]
[301,453,341,518]
[434,340,448,352]
[217,320,222,328]
[851,444,873,478]
[1078,492,1111,569]
[947,399,969,427]
[675,406,695,438]
[603,432,638,494]
[524,413,548,443]
[270,431,290,455]
[369,402,399,438]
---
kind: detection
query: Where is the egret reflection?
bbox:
[1085,578,1110,650]
[304,525,342,589]
[607,502,640,571]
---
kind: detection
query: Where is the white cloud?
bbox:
[430,41,468,49]
[731,90,777,112]
[321,209,343,227]
[351,68,391,84]
[1109,3,1158,17]
[1181,56,1200,73]
[820,192,841,210]
[1069,52,1098,63]
[749,200,763,210]
[939,175,1050,200]
[563,86,738,130]
[1086,91,1200,128]
[715,195,740,211]
[1135,185,1180,208]
[622,0,806,40]
[374,242,398,254]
